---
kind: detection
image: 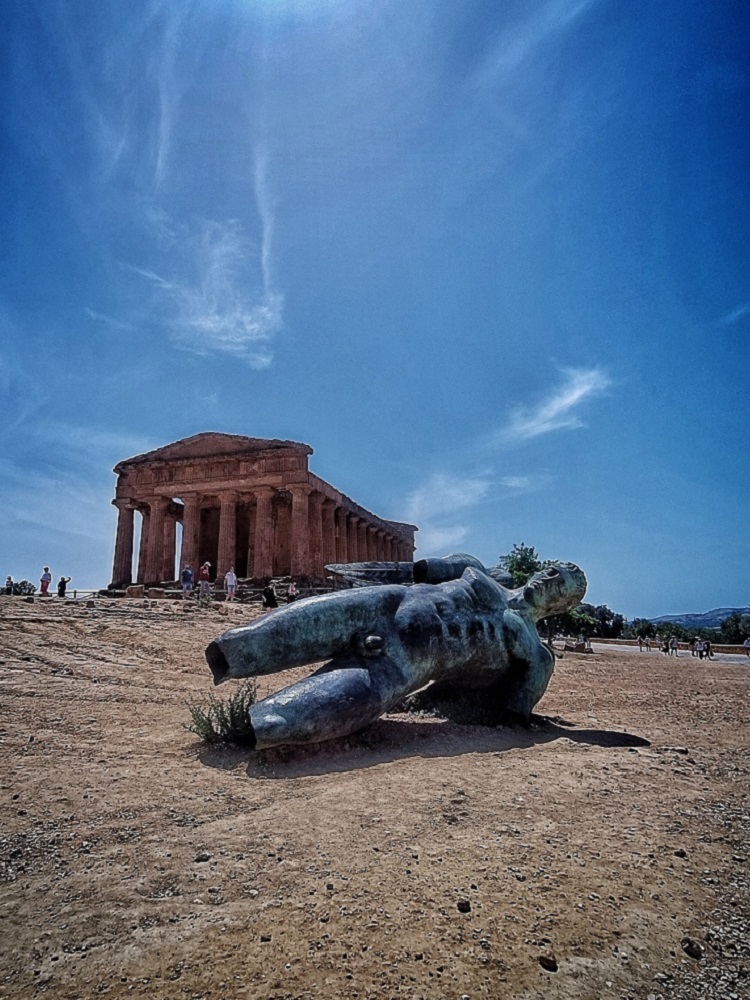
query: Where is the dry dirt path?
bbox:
[0,597,748,1000]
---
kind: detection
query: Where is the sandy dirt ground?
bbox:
[1,596,748,1000]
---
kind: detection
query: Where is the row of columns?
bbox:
[111,487,413,586]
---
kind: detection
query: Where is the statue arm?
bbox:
[500,609,555,720]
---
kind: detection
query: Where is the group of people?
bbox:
[2,569,72,598]
[261,581,298,610]
[40,568,72,597]
[178,565,299,608]
[180,563,226,601]
[636,634,705,657]
[688,637,714,659]
[35,569,71,597]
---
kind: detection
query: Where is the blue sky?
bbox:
[1,0,748,617]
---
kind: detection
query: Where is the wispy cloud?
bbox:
[0,339,51,433]
[405,473,491,554]
[27,423,156,471]
[497,366,610,444]
[475,0,599,85]
[85,308,135,331]
[499,473,551,491]
[126,143,284,367]
[718,301,750,327]
[133,209,283,367]
[403,469,552,555]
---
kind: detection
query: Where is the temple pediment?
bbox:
[115,432,312,470]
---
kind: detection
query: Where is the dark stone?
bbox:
[681,937,704,960]
[539,954,559,972]
[457,899,471,913]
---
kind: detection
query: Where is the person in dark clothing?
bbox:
[262,583,278,610]
[57,576,71,598]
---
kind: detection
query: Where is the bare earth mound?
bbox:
[1,598,748,999]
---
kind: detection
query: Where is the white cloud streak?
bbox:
[719,301,750,327]
[405,473,491,555]
[475,0,598,85]
[403,469,552,555]
[498,366,610,444]
[134,209,283,368]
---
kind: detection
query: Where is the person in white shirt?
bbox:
[224,567,237,602]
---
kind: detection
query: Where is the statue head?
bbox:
[521,562,587,620]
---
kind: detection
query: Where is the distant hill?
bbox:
[649,607,749,629]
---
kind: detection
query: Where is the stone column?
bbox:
[162,514,176,581]
[111,500,135,587]
[179,493,201,573]
[245,498,257,579]
[335,507,348,563]
[144,496,168,583]
[321,500,337,567]
[290,484,312,577]
[136,508,150,583]
[346,514,359,562]
[217,492,238,581]
[367,525,379,561]
[362,522,372,560]
[375,529,386,561]
[308,492,324,579]
[252,487,275,578]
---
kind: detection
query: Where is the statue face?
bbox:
[522,562,587,617]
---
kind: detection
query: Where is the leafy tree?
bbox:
[719,611,750,645]
[544,607,597,638]
[498,542,546,588]
[625,618,658,639]
[545,603,623,639]
[11,580,36,596]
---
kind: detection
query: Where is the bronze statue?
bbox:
[205,555,586,750]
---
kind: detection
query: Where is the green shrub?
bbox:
[185,680,258,745]
[11,580,36,596]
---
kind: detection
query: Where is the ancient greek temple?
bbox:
[109,433,417,587]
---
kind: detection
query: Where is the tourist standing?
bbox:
[40,567,52,596]
[287,581,299,603]
[5,576,13,596]
[669,636,679,657]
[744,637,750,657]
[262,582,278,610]
[224,567,237,602]
[199,563,211,600]
[57,576,71,598]
[645,636,651,652]
[704,639,713,660]
[695,639,704,660]
[181,565,194,598]
[637,634,644,652]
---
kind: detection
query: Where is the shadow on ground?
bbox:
[195,714,651,779]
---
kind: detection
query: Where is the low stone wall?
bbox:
[592,637,747,656]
